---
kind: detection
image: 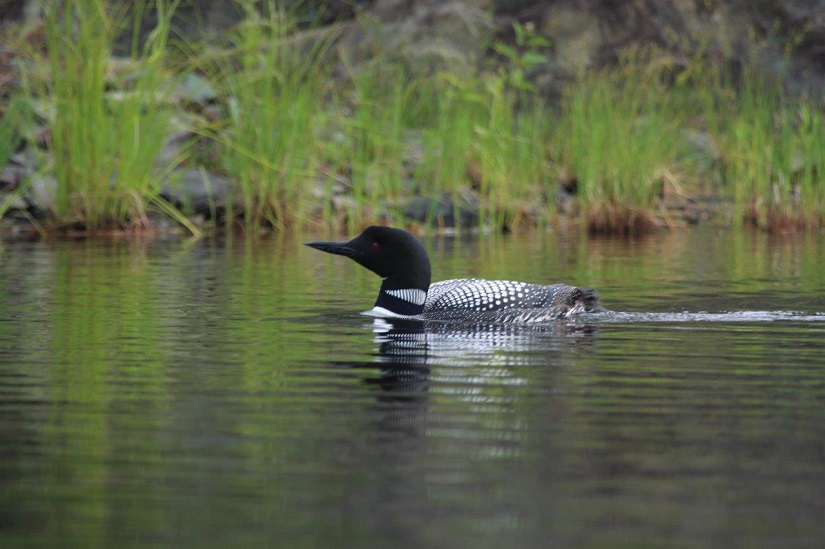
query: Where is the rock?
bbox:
[401,131,425,176]
[156,127,196,168]
[539,5,602,73]
[682,128,721,173]
[500,0,823,102]
[0,193,28,213]
[331,1,495,77]
[23,173,57,215]
[159,168,231,219]
[174,73,219,108]
[0,163,27,192]
[404,190,481,228]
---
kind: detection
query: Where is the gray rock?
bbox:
[331,1,495,77]
[682,128,721,173]
[160,168,231,219]
[539,5,602,73]
[0,193,28,213]
[175,73,219,107]
[390,1,494,75]
[156,127,196,168]
[0,164,27,191]
[404,191,481,228]
[24,173,57,215]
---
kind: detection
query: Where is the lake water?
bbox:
[1,227,823,547]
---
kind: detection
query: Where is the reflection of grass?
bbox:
[31,0,190,232]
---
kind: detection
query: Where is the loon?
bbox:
[305,226,602,324]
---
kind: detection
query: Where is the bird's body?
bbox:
[306,226,603,324]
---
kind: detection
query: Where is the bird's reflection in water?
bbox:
[368,317,600,394]
[348,318,601,489]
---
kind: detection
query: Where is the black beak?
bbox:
[304,240,361,258]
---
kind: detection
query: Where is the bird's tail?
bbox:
[571,287,605,313]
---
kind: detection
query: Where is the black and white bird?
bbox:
[305,225,603,324]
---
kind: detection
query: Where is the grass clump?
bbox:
[25,0,190,232]
[555,50,690,234]
[202,0,332,232]
[0,94,29,169]
[322,62,421,228]
[191,17,570,233]
[5,3,822,236]
[411,24,556,230]
[414,74,484,217]
[410,78,554,229]
[0,94,33,221]
[473,85,554,229]
[714,68,825,230]
[677,36,825,232]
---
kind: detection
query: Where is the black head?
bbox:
[305,226,432,292]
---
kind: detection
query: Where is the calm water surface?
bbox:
[1,228,824,547]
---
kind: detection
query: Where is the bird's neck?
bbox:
[375,279,428,316]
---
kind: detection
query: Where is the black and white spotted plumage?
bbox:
[306,226,603,324]
[422,279,600,323]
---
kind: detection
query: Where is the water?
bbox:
[1,228,823,547]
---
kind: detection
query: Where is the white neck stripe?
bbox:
[385,288,427,306]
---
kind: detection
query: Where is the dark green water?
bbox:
[1,228,823,547]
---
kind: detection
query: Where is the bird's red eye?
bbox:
[371,241,380,249]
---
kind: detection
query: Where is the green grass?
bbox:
[198,13,565,232]
[29,0,192,232]
[410,73,554,230]
[0,94,33,222]
[0,94,28,169]
[202,0,332,232]
[714,68,825,230]
[221,19,825,234]
[415,73,483,220]
[555,52,691,233]
[6,5,824,236]
[678,41,825,231]
[473,82,554,229]
[200,8,563,232]
[322,62,421,229]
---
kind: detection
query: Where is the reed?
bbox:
[555,51,690,234]
[793,101,825,229]
[206,0,332,232]
[716,68,824,230]
[0,94,32,221]
[470,78,554,229]
[0,95,27,169]
[677,37,825,231]
[34,0,185,232]
[405,71,552,229]
[323,62,422,229]
[8,3,821,236]
[414,73,482,223]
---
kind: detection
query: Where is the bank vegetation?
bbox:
[0,0,822,236]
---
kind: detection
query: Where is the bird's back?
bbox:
[422,278,601,323]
